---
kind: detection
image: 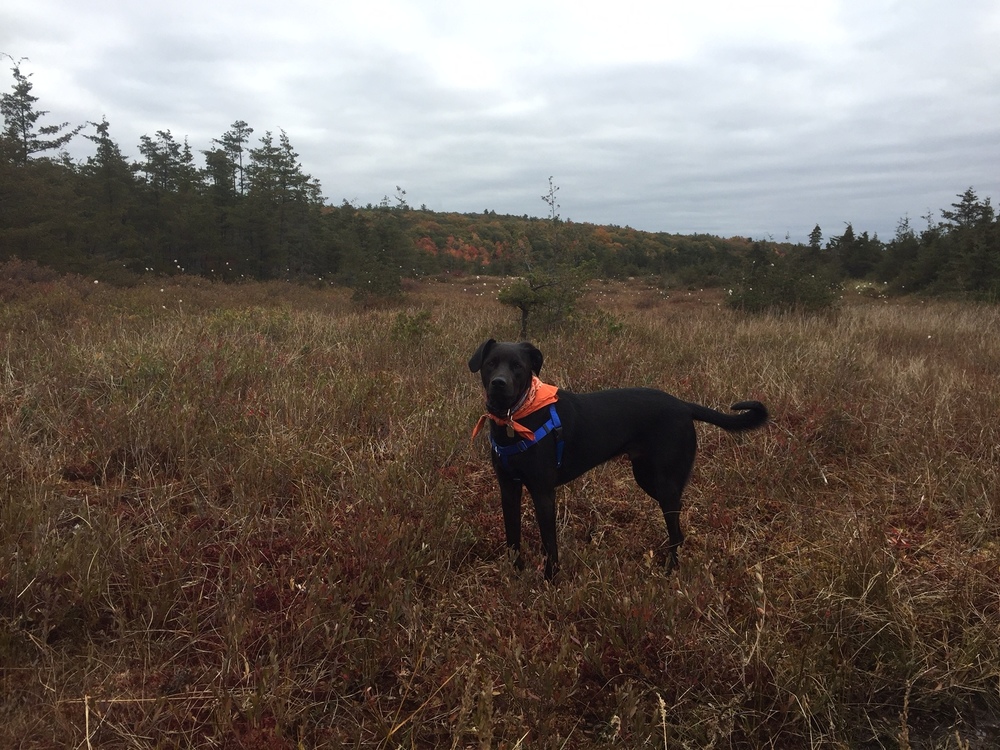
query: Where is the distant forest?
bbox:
[3,60,999,299]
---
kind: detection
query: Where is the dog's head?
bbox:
[468,339,543,415]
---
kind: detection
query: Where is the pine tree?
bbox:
[82,118,135,212]
[498,177,586,337]
[1,59,83,165]
[137,130,197,198]
[78,117,141,268]
[808,224,822,254]
[244,130,324,278]
[939,188,999,293]
[206,120,254,197]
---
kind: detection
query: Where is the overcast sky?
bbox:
[3,0,999,242]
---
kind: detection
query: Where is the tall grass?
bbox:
[1,275,998,748]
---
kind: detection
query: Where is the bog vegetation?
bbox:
[1,269,999,748]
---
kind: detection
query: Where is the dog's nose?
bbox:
[489,375,507,390]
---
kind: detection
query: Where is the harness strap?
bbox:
[489,404,564,474]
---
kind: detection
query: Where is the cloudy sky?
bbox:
[4,0,999,242]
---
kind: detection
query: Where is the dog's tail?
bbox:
[689,400,768,432]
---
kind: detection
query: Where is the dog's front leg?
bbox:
[497,473,526,571]
[529,488,559,580]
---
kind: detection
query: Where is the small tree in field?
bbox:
[498,177,586,338]
[499,264,586,339]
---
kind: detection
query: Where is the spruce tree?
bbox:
[1,59,83,165]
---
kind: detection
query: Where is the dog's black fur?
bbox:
[469,339,768,579]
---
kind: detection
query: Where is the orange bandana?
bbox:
[472,376,560,441]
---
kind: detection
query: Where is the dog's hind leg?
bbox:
[631,457,692,572]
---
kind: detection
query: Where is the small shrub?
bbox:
[728,243,840,314]
[391,309,434,341]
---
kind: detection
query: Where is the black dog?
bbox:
[469,339,768,580]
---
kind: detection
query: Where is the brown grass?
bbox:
[1,273,998,748]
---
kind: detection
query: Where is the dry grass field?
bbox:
[1,273,998,748]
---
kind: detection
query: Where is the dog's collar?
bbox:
[472,376,559,441]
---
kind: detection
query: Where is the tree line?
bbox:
[2,60,999,302]
[0,59,424,298]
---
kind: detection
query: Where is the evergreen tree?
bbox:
[498,177,587,337]
[137,130,197,198]
[727,239,839,314]
[204,120,254,201]
[200,121,257,276]
[877,215,920,286]
[939,188,999,294]
[77,118,141,270]
[134,130,211,273]
[0,147,85,269]
[827,223,882,279]
[1,59,83,165]
[808,224,823,255]
[326,200,414,301]
[940,187,994,230]
[244,130,324,278]
[83,118,135,213]
[0,59,87,270]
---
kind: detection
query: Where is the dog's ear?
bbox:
[468,338,496,373]
[519,342,544,375]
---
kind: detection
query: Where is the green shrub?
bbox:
[727,243,840,314]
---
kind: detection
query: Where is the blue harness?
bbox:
[489,404,565,475]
